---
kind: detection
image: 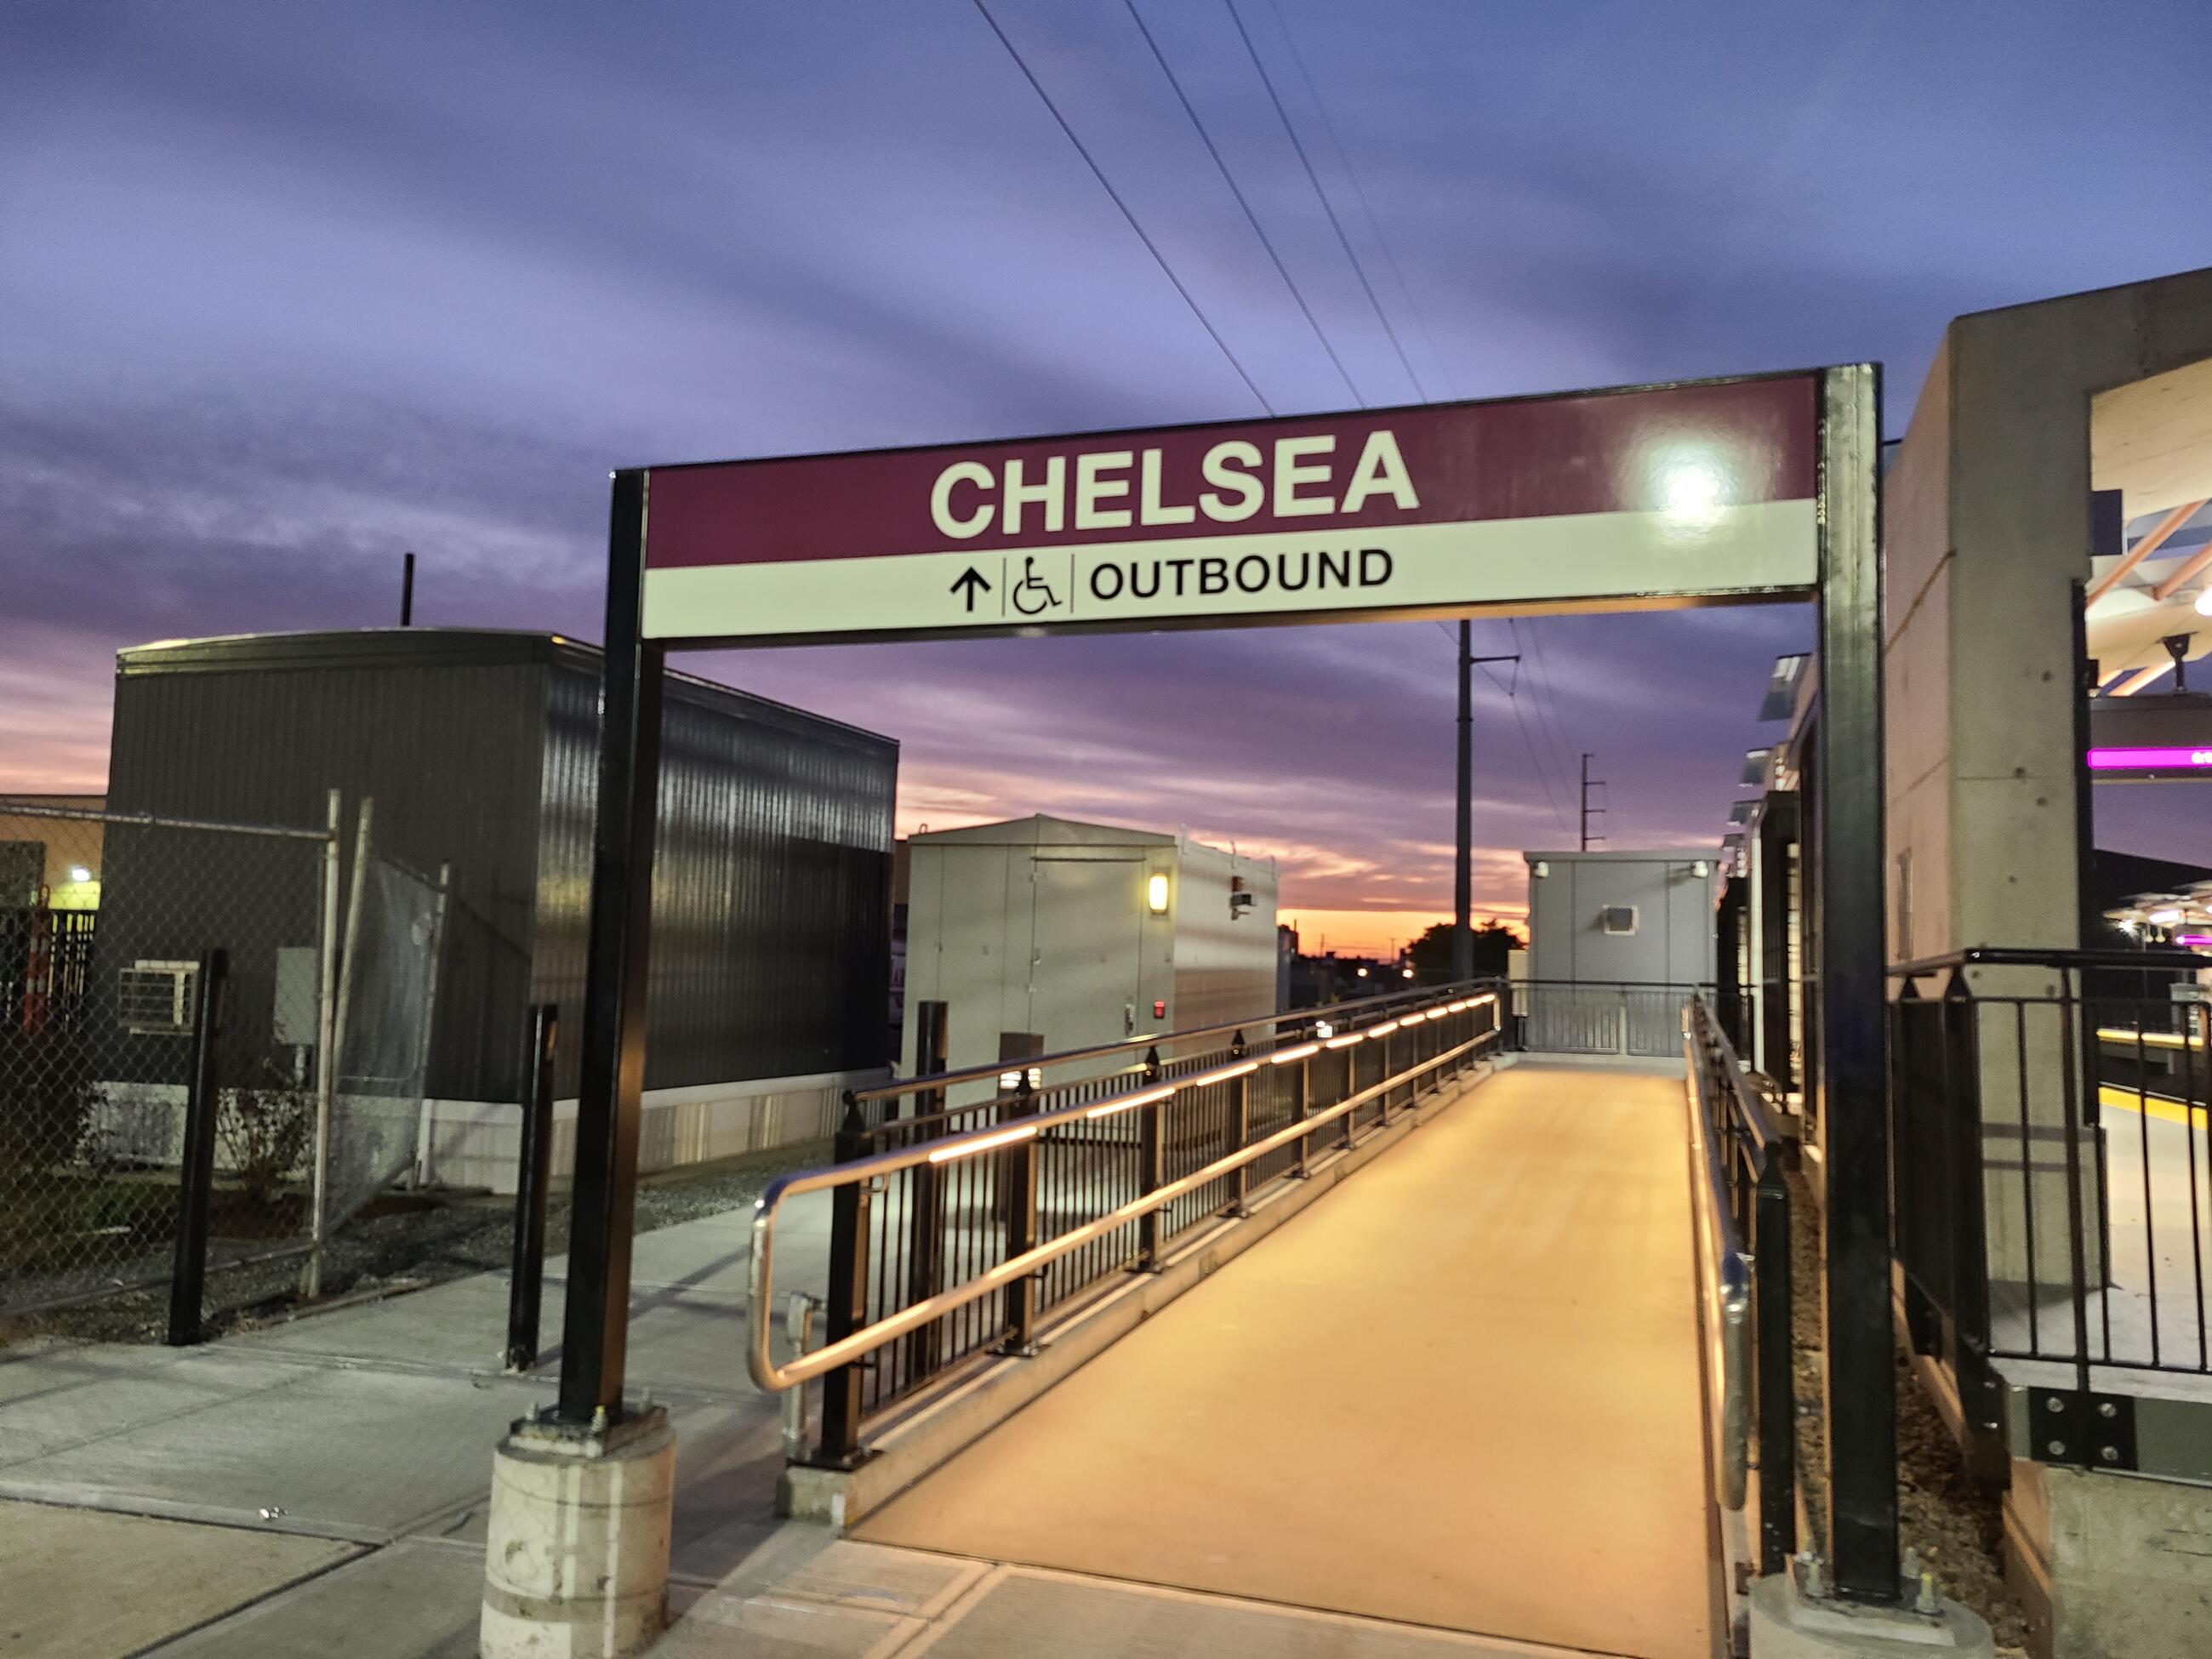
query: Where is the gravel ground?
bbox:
[1784,1165,2031,1655]
[0,1137,830,1349]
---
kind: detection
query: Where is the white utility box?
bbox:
[899,815,1279,1078]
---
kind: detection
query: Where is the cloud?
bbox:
[3,0,2203,913]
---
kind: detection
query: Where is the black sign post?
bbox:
[555,469,664,1427]
[1814,363,1897,1600]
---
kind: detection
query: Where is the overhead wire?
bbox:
[1511,617,1588,832]
[1123,0,1365,408]
[972,0,1275,414]
[1508,618,1574,790]
[1436,619,1571,834]
[1264,0,1453,396]
[1223,0,1428,402]
[1509,686,1571,833]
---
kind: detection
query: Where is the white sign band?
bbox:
[641,499,1816,642]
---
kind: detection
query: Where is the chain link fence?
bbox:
[311,804,448,1291]
[0,796,447,1321]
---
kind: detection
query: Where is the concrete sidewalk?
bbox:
[0,1192,838,1658]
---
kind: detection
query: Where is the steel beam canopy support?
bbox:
[556,468,665,1427]
[1814,362,1897,1600]
[1454,619,1474,982]
[1756,791,1800,1092]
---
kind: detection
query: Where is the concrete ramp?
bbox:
[852,1065,1714,1659]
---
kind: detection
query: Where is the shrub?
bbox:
[219,1064,314,1205]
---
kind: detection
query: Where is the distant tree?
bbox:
[1408,919,1522,983]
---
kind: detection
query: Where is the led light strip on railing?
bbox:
[745,994,1502,1394]
[853,982,1497,1107]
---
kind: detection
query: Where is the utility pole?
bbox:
[1455,624,1519,982]
[1579,753,1606,851]
[400,551,417,626]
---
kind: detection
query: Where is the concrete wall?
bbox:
[415,1066,869,1194]
[1886,275,2212,1299]
[1884,332,1955,966]
[1887,270,2212,966]
[2006,1460,2212,1659]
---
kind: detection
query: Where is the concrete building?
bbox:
[898,815,1277,1077]
[1706,340,2212,1646]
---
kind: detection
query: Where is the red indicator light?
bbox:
[1153,1000,1166,1019]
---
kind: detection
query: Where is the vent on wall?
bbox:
[1598,905,1639,936]
[119,960,198,1035]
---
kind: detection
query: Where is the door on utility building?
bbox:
[1029,857,1147,1054]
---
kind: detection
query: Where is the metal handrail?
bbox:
[1685,1007,1753,1512]
[1684,993,1797,1573]
[1890,944,2204,977]
[746,991,1502,1394]
[853,976,1492,1104]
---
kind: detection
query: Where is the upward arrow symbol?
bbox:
[950,566,991,613]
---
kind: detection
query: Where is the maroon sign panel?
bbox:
[638,373,1821,644]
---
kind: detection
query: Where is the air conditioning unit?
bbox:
[1599,905,1639,937]
[120,960,198,1035]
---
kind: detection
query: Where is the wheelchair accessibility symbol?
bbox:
[1010,556,1060,617]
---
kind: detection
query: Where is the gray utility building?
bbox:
[106,629,898,1187]
[1519,848,1716,1058]
[1522,848,1716,983]
[898,815,1277,1079]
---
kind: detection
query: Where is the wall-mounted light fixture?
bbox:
[1146,873,1169,915]
[68,865,93,884]
[1532,860,1549,879]
[1691,860,1710,879]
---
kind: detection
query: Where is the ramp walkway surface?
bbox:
[849,1063,1714,1659]
[0,1063,1714,1658]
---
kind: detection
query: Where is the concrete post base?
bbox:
[1747,1575,1993,1657]
[480,1405,675,1659]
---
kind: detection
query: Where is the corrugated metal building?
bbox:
[105,629,898,1182]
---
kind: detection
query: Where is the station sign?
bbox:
[638,373,1821,647]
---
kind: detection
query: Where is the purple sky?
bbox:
[3,2,2207,953]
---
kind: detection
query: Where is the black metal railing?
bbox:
[1510,979,1712,1058]
[751,981,1506,1462]
[1684,994,1797,1576]
[1890,948,2211,1416]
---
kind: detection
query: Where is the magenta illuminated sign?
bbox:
[2087,746,2212,772]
